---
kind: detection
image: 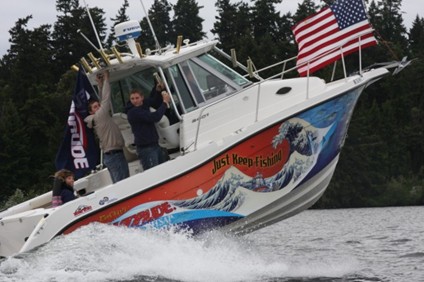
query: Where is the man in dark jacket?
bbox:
[127,89,171,171]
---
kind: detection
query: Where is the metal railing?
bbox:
[190,32,373,151]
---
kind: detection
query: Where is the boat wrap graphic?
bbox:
[64,88,361,234]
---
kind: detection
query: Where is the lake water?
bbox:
[0,206,423,282]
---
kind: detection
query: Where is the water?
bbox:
[0,206,423,282]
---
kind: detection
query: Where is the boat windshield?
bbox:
[110,68,157,113]
[165,54,252,113]
[108,54,251,114]
[197,54,250,87]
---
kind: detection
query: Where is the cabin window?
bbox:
[186,60,235,101]
[110,68,157,113]
[167,60,239,113]
[180,61,205,105]
[276,87,292,95]
[168,65,197,113]
[197,54,250,87]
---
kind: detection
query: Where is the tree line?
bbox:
[0,0,423,209]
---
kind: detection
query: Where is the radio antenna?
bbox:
[77,29,99,51]
[82,0,104,51]
[139,0,161,54]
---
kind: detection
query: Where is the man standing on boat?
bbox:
[84,71,129,183]
[126,89,171,170]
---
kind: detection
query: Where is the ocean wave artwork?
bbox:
[111,90,361,231]
[112,121,335,230]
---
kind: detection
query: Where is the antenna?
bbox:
[139,0,161,53]
[77,29,99,51]
[82,0,104,51]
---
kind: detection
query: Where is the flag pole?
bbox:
[359,36,363,75]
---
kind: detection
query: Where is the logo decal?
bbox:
[99,196,118,205]
[114,202,176,227]
[74,205,92,216]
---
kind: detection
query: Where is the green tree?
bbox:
[368,0,408,62]
[212,0,253,55]
[139,0,173,50]
[404,16,424,175]
[107,0,130,47]
[211,0,241,51]
[0,100,30,203]
[0,17,55,105]
[173,0,206,42]
[0,16,65,197]
[408,16,424,57]
[251,0,282,40]
[292,0,320,24]
[248,0,285,68]
[51,0,107,76]
[213,0,296,77]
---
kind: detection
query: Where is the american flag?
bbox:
[292,0,377,76]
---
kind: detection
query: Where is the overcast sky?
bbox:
[1,0,422,56]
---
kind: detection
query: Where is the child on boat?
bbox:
[51,169,76,207]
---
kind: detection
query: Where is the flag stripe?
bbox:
[293,9,335,46]
[297,36,378,75]
[298,24,375,64]
[292,7,331,35]
[297,23,340,57]
[297,18,339,51]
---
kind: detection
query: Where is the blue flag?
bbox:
[55,68,100,179]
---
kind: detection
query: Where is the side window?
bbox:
[110,83,126,113]
[187,60,235,100]
[198,54,250,87]
[169,65,197,112]
[180,61,205,105]
[168,60,238,112]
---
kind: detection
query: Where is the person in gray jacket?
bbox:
[84,70,129,183]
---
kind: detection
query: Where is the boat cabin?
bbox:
[93,40,252,174]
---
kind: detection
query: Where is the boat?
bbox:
[0,3,409,258]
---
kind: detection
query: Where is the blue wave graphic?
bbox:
[174,179,244,212]
[141,210,243,229]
